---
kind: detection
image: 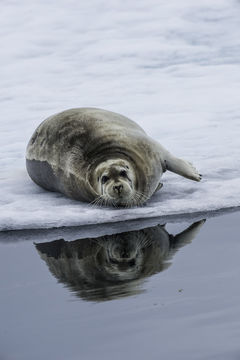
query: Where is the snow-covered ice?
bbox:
[1,0,240,231]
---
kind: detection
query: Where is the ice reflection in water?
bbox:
[36,220,205,302]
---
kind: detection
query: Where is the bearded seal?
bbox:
[35,220,205,301]
[26,108,201,207]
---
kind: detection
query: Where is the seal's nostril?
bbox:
[121,250,128,258]
[113,184,123,194]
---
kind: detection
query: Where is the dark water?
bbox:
[1,211,240,360]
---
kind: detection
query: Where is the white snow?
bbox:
[1,0,240,231]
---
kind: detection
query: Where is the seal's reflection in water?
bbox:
[36,220,205,302]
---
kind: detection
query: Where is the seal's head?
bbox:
[98,235,144,280]
[93,159,137,207]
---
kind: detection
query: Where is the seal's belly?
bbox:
[26,159,58,192]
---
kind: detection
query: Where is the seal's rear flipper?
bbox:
[164,152,202,182]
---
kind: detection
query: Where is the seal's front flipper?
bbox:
[164,152,202,182]
[154,182,163,194]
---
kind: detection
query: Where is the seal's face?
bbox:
[99,236,144,280]
[94,159,136,207]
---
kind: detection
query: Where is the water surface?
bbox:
[1,211,240,360]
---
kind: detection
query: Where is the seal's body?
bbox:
[36,220,205,301]
[26,108,201,206]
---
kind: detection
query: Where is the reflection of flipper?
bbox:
[170,220,206,250]
[164,152,202,182]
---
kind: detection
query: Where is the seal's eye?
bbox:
[120,170,127,177]
[101,176,109,184]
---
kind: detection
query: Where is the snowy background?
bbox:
[1,0,240,231]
